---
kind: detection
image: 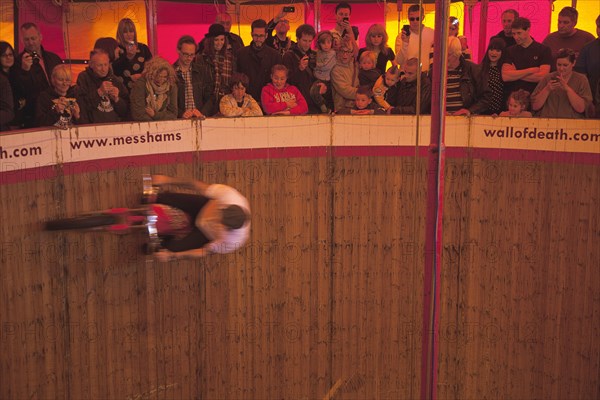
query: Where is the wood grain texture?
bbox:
[1,153,598,399]
[439,156,600,400]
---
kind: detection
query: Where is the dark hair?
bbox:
[356,85,373,97]
[251,19,267,31]
[487,37,506,52]
[20,22,39,31]
[93,37,119,62]
[511,17,531,31]
[508,89,530,110]
[221,205,249,230]
[556,48,576,63]
[0,41,14,57]
[558,6,578,22]
[481,38,506,74]
[335,2,352,14]
[203,33,229,57]
[177,35,197,51]
[503,9,519,19]
[316,31,334,50]
[230,72,249,88]
[296,24,316,40]
[408,5,423,14]
[271,64,288,75]
[386,65,401,77]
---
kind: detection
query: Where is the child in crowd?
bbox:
[338,85,386,115]
[499,89,533,117]
[219,73,263,117]
[310,31,337,113]
[372,65,402,111]
[261,64,308,115]
[358,50,380,88]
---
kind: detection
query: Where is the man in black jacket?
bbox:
[173,36,213,118]
[390,58,432,115]
[76,49,129,124]
[236,19,282,105]
[11,22,63,128]
[282,24,319,114]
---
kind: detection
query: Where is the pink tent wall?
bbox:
[17,0,65,57]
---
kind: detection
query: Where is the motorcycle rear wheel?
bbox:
[45,214,119,231]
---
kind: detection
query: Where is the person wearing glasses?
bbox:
[173,35,213,119]
[395,5,435,72]
[331,38,359,112]
[0,41,17,130]
[236,19,282,106]
[358,24,396,75]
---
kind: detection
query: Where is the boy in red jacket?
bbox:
[261,64,308,115]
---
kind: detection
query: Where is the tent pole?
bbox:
[314,0,321,32]
[421,0,449,399]
[477,0,489,63]
[146,0,158,55]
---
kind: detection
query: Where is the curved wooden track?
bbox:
[1,116,598,399]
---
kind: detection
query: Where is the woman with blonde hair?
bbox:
[130,57,178,121]
[36,64,80,129]
[358,24,396,75]
[113,17,153,92]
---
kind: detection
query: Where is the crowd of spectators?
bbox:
[1,3,599,132]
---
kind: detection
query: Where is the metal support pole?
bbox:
[421,0,449,399]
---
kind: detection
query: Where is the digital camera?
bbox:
[30,51,40,64]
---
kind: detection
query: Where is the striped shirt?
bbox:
[446,67,463,113]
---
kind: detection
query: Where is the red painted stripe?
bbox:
[1,146,598,185]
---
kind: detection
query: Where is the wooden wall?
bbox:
[1,152,598,399]
[439,155,600,400]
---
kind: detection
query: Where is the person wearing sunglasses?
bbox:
[395,5,435,72]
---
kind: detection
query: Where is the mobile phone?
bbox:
[402,24,411,36]
[283,6,295,13]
